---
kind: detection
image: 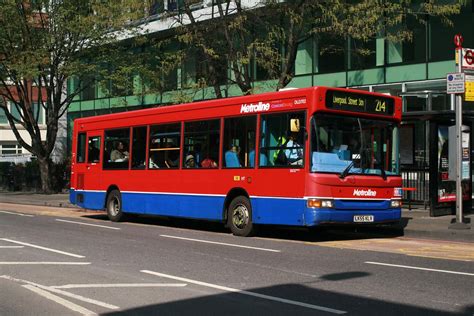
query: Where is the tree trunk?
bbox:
[38,157,53,194]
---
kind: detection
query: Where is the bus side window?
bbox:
[184,119,220,169]
[103,128,131,170]
[131,126,147,170]
[259,111,306,168]
[87,136,101,163]
[76,133,86,163]
[149,123,181,169]
[223,116,256,168]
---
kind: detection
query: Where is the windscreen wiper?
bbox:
[339,161,354,179]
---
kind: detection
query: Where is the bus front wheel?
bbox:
[106,189,125,222]
[227,196,255,237]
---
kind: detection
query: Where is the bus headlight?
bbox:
[307,199,333,208]
[390,199,402,208]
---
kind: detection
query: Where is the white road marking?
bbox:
[0,238,85,258]
[22,284,97,315]
[366,261,474,277]
[1,275,118,310]
[141,270,346,314]
[55,219,121,230]
[160,235,281,253]
[53,283,187,289]
[0,262,90,265]
[0,210,34,217]
[0,246,23,248]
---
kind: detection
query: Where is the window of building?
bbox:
[87,136,101,163]
[259,111,306,167]
[0,101,45,125]
[196,57,228,88]
[429,4,473,61]
[32,102,45,125]
[0,143,22,155]
[149,123,181,169]
[184,119,220,168]
[295,38,313,75]
[103,128,131,169]
[0,104,7,124]
[388,14,426,64]
[148,1,162,15]
[315,34,346,73]
[131,126,148,170]
[348,38,376,70]
[223,116,256,168]
[163,67,178,92]
[11,103,22,121]
[77,133,86,163]
[79,76,97,101]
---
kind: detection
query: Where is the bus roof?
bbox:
[73,86,401,126]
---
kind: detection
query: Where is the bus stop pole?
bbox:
[450,47,470,229]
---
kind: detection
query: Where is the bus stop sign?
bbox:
[454,34,463,48]
[447,73,465,94]
[465,49,474,65]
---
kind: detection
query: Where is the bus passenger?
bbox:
[225,145,241,168]
[201,157,217,168]
[285,133,303,165]
[149,154,159,169]
[111,141,129,162]
[249,150,268,167]
[185,154,196,168]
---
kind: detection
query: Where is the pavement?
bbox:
[0,191,472,243]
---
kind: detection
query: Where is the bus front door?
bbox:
[83,131,103,209]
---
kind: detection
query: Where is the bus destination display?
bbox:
[326,90,394,116]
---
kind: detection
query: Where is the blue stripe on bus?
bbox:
[334,199,391,210]
[122,192,225,220]
[69,189,400,226]
[305,207,401,225]
[70,190,106,210]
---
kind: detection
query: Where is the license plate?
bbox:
[353,215,374,223]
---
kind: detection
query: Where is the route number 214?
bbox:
[375,100,386,112]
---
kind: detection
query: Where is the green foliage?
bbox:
[172,0,465,94]
[0,0,150,192]
[0,159,69,192]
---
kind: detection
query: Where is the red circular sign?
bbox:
[465,49,474,65]
[454,34,463,48]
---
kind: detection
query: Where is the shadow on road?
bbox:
[101,282,473,316]
[82,212,410,243]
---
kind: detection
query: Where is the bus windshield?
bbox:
[311,113,400,177]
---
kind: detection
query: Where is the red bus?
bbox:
[70,86,402,236]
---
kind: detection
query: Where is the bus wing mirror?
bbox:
[290,119,300,133]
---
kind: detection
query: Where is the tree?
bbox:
[175,0,273,96]
[173,0,464,95]
[0,0,147,193]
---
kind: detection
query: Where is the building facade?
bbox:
[67,1,474,213]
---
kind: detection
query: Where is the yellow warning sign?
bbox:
[466,75,474,102]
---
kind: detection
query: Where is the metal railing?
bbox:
[401,167,430,209]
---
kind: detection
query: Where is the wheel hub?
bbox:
[232,204,249,229]
[109,197,120,216]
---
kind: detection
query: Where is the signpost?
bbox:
[449,34,471,230]
[466,75,474,102]
[446,73,465,94]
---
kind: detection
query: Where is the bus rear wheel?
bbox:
[227,196,255,237]
[106,189,125,222]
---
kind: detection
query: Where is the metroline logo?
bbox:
[240,102,270,113]
[353,189,377,197]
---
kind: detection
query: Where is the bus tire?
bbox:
[227,196,255,237]
[106,189,125,222]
